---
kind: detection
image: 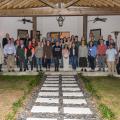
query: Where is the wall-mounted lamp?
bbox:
[56,15,65,27]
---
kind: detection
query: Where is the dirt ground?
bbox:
[0,90,24,120]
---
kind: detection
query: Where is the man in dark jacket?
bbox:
[53,41,62,71]
[70,42,78,70]
[2,33,11,48]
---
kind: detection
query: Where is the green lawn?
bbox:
[80,75,120,120]
[0,74,43,120]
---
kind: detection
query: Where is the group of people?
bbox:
[0,32,120,75]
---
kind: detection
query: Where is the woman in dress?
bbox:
[78,40,88,72]
[62,44,69,71]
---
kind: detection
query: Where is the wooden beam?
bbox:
[0,7,120,16]
[64,0,80,8]
[83,15,87,40]
[38,0,57,8]
[32,16,37,39]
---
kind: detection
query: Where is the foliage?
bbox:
[5,72,44,120]
[99,104,115,120]
[78,73,115,120]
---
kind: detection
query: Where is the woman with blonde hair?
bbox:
[62,44,70,71]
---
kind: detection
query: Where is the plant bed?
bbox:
[0,72,44,120]
[79,74,120,120]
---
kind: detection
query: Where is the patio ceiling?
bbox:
[0,0,120,16]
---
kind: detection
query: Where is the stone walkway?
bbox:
[24,74,99,120]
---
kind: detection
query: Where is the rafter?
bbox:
[0,0,15,9]
[64,0,80,8]
[37,0,57,8]
[0,0,11,8]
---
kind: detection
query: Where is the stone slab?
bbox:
[62,87,80,91]
[31,106,58,113]
[63,92,84,97]
[64,107,92,114]
[36,98,59,104]
[41,87,59,91]
[63,99,87,105]
[38,92,59,97]
[27,118,57,120]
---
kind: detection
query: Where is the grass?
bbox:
[0,72,44,120]
[79,74,120,120]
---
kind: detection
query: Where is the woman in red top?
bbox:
[25,41,35,71]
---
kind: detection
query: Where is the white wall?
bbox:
[0,16,83,42]
[0,17,32,41]
[37,16,83,39]
[0,16,120,43]
[88,15,120,41]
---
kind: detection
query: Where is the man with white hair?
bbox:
[4,39,16,72]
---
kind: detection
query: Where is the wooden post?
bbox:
[32,16,37,39]
[83,15,88,40]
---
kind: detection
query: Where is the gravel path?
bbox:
[17,74,100,120]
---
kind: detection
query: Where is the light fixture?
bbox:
[56,15,65,27]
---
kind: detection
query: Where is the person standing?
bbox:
[24,34,31,47]
[106,44,117,75]
[88,41,97,71]
[16,39,25,72]
[70,42,78,70]
[4,40,16,72]
[43,41,52,71]
[2,33,11,48]
[78,40,88,72]
[97,39,107,71]
[25,41,35,71]
[53,41,62,71]
[0,43,4,72]
[35,41,43,72]
[62,44,70,71]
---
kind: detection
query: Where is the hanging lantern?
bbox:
[56,15,65,27]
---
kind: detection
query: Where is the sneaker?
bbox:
[98,68,101,71]
[81,68,83,72]
[103,68,105,72]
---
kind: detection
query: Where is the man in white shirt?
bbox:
[106,44,117,75]
[4,39,16,72]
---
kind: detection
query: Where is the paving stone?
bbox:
[38,92,59,97]
[62,84,78,87]
[63,99,87,105]
[47,76,59,78]
[43,84,59,87]
[62,87,80,91]
[41,87,59,91]
[62,76,74,78]
[27,118,57,120]
[45,81,59,84]
[63,92,84,97]
[36,98,59,104]
[46,78,59,80]
[64,107,92,114]
[62,78,75,80]
[62,81,77,83]
[64,119,82,120]
[31,106,58,113]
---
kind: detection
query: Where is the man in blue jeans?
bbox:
[70,43,78,70]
